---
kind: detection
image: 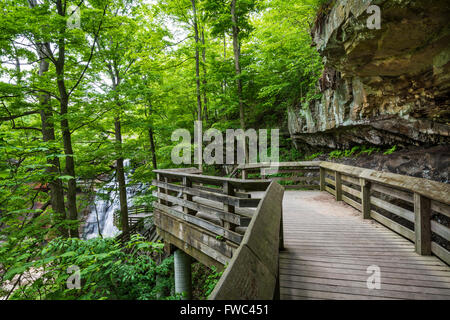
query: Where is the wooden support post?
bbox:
[164,242,175,256]
[360,178,371,219]
[164,176,170,206]
[223,181,236,231]
[242,169,247,180]
[279,207,284,251]
[183,177,195,215]
[156,173,167,205]
[319,167,325,191]
[273,271,280,300]
[414,193,432,255]
[335,171,342,201]
[174,249,192,300]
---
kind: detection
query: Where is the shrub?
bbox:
[3,235,176,300]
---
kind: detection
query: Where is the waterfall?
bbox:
[83,159,134,240]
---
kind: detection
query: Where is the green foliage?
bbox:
[3,235,176,300]
[304,151,324,161]
[329,146,382,159]
[279,146,303,162]
[383,145,397,155]
[191,263,223,300]
[0,0,327,300]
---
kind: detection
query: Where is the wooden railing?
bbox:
[151,168,271,269]
[114,206,160,243]
[235,161,321,190]
[236,161,449,264]
[152,162,449,300]
[209,181,284,299]
[113,205,152,228]
[319,162,450,264]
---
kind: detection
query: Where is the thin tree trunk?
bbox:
[231,0,248,163]
[201,27,208,121]
[191,0,202,171]
[114,116,129,237]
[59,94,79,238]
[110,73,129,237]
[222,32,227,94]
[144,103,158,169]
[149,126,157,170]
[191,0,202,122]
[231,0,245,130]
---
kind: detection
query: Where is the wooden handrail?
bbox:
[113,205,152,229]
[152,169,270,269]
[235,161,449,264]
[320,162,450,205]
[318,161,449,264]
[209,181,284,300]
[152,162,449,300]
[237,161,321,170]
[153,169,271,191]
[234,162,321,190]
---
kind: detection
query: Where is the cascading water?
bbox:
[83,159,135,239]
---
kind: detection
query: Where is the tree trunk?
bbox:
[231,0,245,130]
[222,32,227,95]
[56,0,79,238]
[37,49,67,237]
[60,95,79,238]
[191,0,203,171]
[114,116,129,237]
[231,0,248,163]
[149,126,157,170]
[191,0,202,123]
[145,103,157,169]
[201,27,208,121]
[29,0,67,238]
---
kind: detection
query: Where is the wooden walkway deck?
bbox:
[280,190,450,300]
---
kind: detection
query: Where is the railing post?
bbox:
[319,167,325,191]
[242,169,247,180]
[414,193,432,255]
[360,178,371,219]
[335,171,342,201]
[182,177,195,215]
[223,181,236,231]
[164,176,170,206]
[156,173,167,206]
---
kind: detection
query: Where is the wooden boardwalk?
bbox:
[280,191,450,300]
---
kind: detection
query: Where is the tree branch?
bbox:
[68,3,109,96]
[0,110,39,121]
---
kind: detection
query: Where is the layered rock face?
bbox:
[289,0,450,150]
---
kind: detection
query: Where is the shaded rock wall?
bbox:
[313,145,449,183]
[289,0,450,149]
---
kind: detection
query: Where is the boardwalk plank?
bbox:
[280,191,450,300]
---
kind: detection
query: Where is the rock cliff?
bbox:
[289,0,450,150]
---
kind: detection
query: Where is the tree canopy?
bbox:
[0,0,324,299]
